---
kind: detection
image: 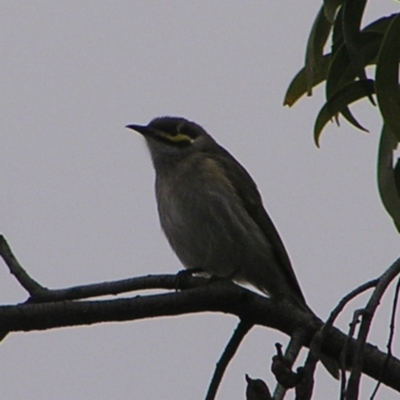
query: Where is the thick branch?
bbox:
[0,282,399,392]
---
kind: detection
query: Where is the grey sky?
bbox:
[1,1,399,399]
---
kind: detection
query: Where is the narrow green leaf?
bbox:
[325,32,381,131]
[325,32,383,132]
[376,13,400,142]
[305,6,332,94]
[377,125,400,232]
[323,0,345,24]
[284,55,331,106]
[326,32,382,99]
[314,79,375,146]
[394,158,400,199]
[342,0,375,105]
[342,0,367,77]
[363,14,397,35]
[331,6,344,54]
[340,107,368,132]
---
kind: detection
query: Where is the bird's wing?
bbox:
[210,146,306,306]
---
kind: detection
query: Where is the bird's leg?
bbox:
[174,267,205,291]
[174,267,237,290]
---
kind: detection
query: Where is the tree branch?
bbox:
[205,319,253,400]
[27,274,207,302]
[1,236,400,394]
[0,281,399,392]
[346,257,400,399]
[273,330,308,399]
[0,235,47,297]
[371,277,400,399]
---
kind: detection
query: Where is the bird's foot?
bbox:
[174,268,204,291]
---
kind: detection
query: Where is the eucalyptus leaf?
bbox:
[342,0,375,104]
[326,32,382,99]
[314,79,374,146]
[363,14,397,35]
[376,13,400,142]
[305,6,332,94]
[377,125,400,232]
[284,55,331,106]
[323,0,345,23]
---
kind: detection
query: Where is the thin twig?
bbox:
[324,280,379,332]
[0,235,47,296]
[303,279,377,399]
[273,328,307,400]
[387,279,400,356]
[0,235,50,343]
[340,309,363,400]
[26,274,208,302]
[346,257,400,399]
[205,319,253,400]
[299,330,321,400]
[370,277,400,400]
[0,235,210,302]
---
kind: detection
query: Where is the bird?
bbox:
[126,116,338,377]
[127,116,306,309]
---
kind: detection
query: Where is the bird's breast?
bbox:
[154,157,270,277]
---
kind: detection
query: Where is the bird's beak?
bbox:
[125,124,153,137]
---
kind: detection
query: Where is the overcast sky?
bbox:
[1,1,399,399]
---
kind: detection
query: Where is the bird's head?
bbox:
[126,116,215,167]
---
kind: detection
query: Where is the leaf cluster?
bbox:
[285,0,400,231]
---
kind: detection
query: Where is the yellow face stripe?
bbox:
[161,132,194,143]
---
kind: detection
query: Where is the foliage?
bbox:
[284,0,400,231]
